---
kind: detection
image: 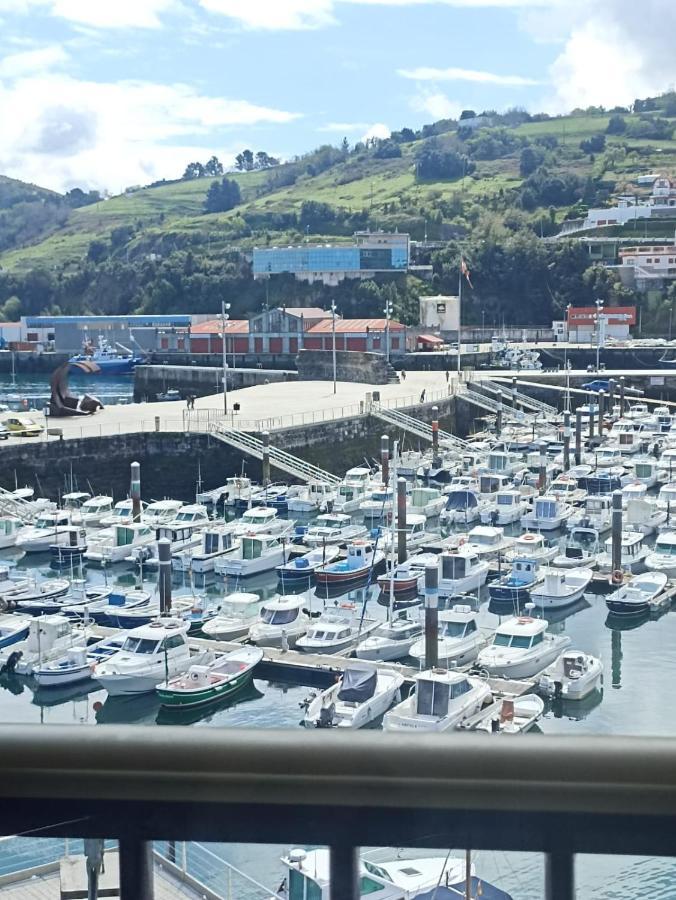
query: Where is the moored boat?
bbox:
[156,646,263,709]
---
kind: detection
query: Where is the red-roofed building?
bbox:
[189,319,249,354]
[305,318,406,353]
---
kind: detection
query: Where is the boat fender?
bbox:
[612,569,623,585]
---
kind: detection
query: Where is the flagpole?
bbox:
[457,258,462,375]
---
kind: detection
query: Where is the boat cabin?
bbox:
[439,605,479,640]
[114,523,153,547]
[414,670,473,717]
[26,615,73,654]
[104,500,134,523]
[238,507,278,530]
[603,531,645,559]
[241,534,281,560]
[495,489,522,511]
[345,542,374,570]
[81,495,114,518]
[34,511,70,530]
[492,616,547,651]
[218,592,261,620]
[440,549,482,581]
[509,558,540,583]
[651,532,676,558]
[0,517,22,542]
[62,491,91,510]
[118,620,188,658]
[658,482,676,508]
[466,525,507,551]
[478,473,511,496]
[344,467,372,488]
[156,525,196,546]
[173,504,209,525]
[200,528,236,556]
[144,500,183,525]
[258,596,305,627]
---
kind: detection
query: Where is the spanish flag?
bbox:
[461,257,473,289]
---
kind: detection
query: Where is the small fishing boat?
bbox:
[605,571,668,616]
[315,540,385,590]
[409,604,486,667]
[156,646,263,709]
[16,511,74,553]
[383,669,492,733]
[215,533,290,578]
[143,499,184,527]
[276,545,341,584]
[172,523,240,574]
[303,513,367,548]
[375,514,432,554]
[249,482,296,513]
[85,523,155,565]
[79,495,114,527]
[438,547,489,596]
[645,531,676,577]
[552,526,601,569]
[529,567,594,610]
[80,588,152,625]
[296,612,378,655]
[355,617,422,661]
[202,592,263,641]
[521,495,573,531]
[506,532,558,565]
[539,651,603,700]
[5,577,71,610]
[375,554,435,607]
[0,614,85,676]
[488,557,544,605]
[463,525,514,559]
[15,581,111,616]
[231,506,290,537]
[439,488,490,526]
[287,481,337,514]
[69,334,144,375]
[49,526,88,567]
[597,530,649,575]
[0,614,31,649]
[303,664,404,728]
[476,613,571,679]
[460,693,544,734]
[407,486,446,518]
[248,595,311,648]
[548,474,586,504]
[624,498,666,536]
[332,467,373,514]
[33,633,127,689]
[0,566,29,599]
[99,499,135,528]
[360,485,395,524]
[479,489,529,525]
[0,517,22,550]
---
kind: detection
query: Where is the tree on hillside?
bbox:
[87,239,108,263]
[519,146,541,177]
[373,139,402,159]
[254,151,280,169]
[0,296,21,322]
[65,187,101,208]
[204,177,241,214]
[415,144,473,180]
[580,134,606,154]
[204,156,224,176]
[235,150,255,171]
[460,110,476,120]
[606,115,627,135]
[183,161,206,179]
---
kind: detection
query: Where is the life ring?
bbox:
[612,569,624,584]
[523,533,537,541]
[22,398,28,409]
[517,616,534,623]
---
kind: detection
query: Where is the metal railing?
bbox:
[2,726,676,900]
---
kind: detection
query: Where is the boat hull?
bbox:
[157,670,254,708]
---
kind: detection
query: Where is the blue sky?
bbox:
[0,0,673,193]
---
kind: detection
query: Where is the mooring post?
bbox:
[598,389,605,436]
[588,395,595,440]
[611,490,623,586]
[424,565,439,669]
[620,376,626,416]
[539,441,548,494]
[158,538,172,614]
[608,378,616,414]
[575,409,582,466]
[496,391,503,434]
[397,477,408,565]
[381,434,390,486]
[563,411,571,472]
[431,406,440,466]
[131,461,141,523]
[262,430,270,487]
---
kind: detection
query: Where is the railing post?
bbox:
[119,839,154,900]
[330,844,359,900]
[545,852,574,900]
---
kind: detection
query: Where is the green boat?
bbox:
[156,646,263,708]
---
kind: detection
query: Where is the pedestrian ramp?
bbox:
[0,486,46,523]
[457,386,537,422]
[481,378,557,416]
[210,425,341,485]
[370,405,470,451]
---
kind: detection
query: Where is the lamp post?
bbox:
[221,301,230,415]
[384,298,393,364]
[331,300,337,395]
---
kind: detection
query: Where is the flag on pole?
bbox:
[461,257,473,289]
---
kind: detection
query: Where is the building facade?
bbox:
[617,244,676,292]
[567,306,636,342]
[583,175,676,230]
[252,232,409,285]
[22,314,195,352]
[418,295,460,333]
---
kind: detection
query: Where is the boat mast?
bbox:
[388,440,398,625]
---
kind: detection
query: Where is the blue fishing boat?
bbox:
[488,557,543,605]
[276,545,341,585]
[69,335,145,376]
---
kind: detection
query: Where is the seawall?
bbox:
[133,366,297,402]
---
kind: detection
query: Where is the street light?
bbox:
[221,301,231,415]
[383,298,393,363]
[331,300,337,395]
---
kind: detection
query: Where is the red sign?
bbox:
[567,306,636,326]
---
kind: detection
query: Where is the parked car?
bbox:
[0,422,8,440]
[3,414,43,436]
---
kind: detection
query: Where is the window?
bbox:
[511,635,533,649]
[531,632,544,646]
[122,638,159,654]
[416,679,449,716]
[450,680,471,699]
[360,877,386,894]
[494,633,511,647]
[162,635,185,651]
[261,607,298,625]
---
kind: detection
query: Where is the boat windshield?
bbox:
[572,531,596,549]
[493,632,537,648]
[441,621,468,638]
[497,494,515,506]
[261,607,298,625]
[635,464,653,479]
[121,637,159,654]
[242,538,263,560]
[655,541,676,556]
[176,511,199,522]
[416,679,450,716]
[113,506,132,517]
[535,500,557,519]
[221,600,256,618]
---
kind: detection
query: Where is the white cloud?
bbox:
[361,123,390,141]
[0,45,68,79]
[0,74,300,192]
[318,121,370,133]
[198,0,335,29]
[411,91,462,120]
[398,65,539,86]
[0,0,179,28]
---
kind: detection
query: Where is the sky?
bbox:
[0,0,675,193]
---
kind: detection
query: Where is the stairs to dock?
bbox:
[370,405,470,451]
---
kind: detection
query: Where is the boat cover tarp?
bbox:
[338,666,377,702]
[445,491,478,511]
[416,877,512,900]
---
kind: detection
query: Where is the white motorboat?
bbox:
[31,634,126,689]
[409,604,486,667]
[606,571,668,616]
[172,523,240,573]
[548,474,587,504]
[440,488,491,526]
[62,491,90,513]
[215,533,290,578]
[460,693,544,734]
[0,614,85,676]
[529,567,593,609]
[463,525,514,559]
[383,668,491,733]
[594,446,625,469]
[248,595,310,648]
[628,457,660,488]
[99,499,135,528]
[597,530,649,575]
[287,481,337,514]
[0,517,22,550]
[129,523,204,566]
[657,481,676,512]
[201,592,263,641]
[221,476,256,509]
[645,531,676,577]
[303,513,367,548]
[0,565,28,598]
[377,514,432,554]
[521,495,573,531]
[85,523,155,565]
[569,495,613,534]
[304,664,404,728]
[296,612,379,655]
[539,651,603,700]
[93,618,206,696]
[480,489,529,525]
[143,499,184,526]
[476,614,571,678]
[624,497,666,536]
[231,506,290,537]
[332,467,373,514]
[552,526,601,569]
[360,485,395,523]
[438,547,489,596]
[506,532,558,564]
[78,495,114,528]
[407,486,446,518]
[16,511,74,553]
[355,617,422,661]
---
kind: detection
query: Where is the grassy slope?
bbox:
[2,110,676,271]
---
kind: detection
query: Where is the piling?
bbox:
[262,431,271,487]
[611,490,623,585]
[381,435,390,486]
[620,376,626,415]
[588,395,595,440]
[431,406,439,465]
[511,376,518,411]
[424,565,439,669]
[496,391,503,434]
[131,461,141,523]
[538,442,548,494]
[608,378,616,412]
[158,538,172,614]
[397,477,408,564]
[563,411,571,472]
[575,410,582,466]
[598,390,605,435]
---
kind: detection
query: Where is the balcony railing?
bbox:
[2,725,676,899]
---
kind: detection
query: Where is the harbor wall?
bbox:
[296,349,396,385]
[133,365,297,402]
[0,397,466,502]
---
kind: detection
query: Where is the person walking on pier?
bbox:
[420,389,426,403]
